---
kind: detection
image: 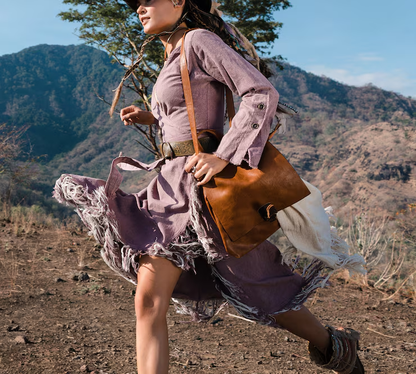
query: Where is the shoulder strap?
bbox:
[180,30,235,155]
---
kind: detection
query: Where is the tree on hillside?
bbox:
[59,0,291,156]
[0,124,39,216]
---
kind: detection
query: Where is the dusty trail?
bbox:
[1,223,415,374]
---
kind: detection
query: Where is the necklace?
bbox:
[163,26,189,61]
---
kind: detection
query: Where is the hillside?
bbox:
[0,44,121,159]
[270,64,416,217]
[0,44,415,217]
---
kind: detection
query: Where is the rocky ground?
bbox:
[1,222,415,374]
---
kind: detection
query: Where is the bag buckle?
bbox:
[258,203,278,222]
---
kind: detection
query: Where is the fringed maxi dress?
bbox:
[53,30,365,326]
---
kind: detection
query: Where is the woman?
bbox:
[54,0,365,373]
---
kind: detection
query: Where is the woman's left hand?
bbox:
[185,153,229,186]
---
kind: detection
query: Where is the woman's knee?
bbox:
[134,256,181,322]
[134,290,170,322]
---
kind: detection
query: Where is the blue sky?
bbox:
[2,0,415,98]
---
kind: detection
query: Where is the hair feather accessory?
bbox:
[210,1,223,17]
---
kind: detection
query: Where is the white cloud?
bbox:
[356,53,384,62]
[307,65,416,97]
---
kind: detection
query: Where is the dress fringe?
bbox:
[54,175,215,280]
[212,260,327,328]
[171,298,227,322]
[53,174,225,320]
[54,175,363,325]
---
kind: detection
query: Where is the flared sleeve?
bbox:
[185,29,279,168]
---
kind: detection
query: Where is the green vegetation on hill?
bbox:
[0,44,415,216]
[0,44,122,159]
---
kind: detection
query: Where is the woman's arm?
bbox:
[185,29,280,169]
[120,105,157,126]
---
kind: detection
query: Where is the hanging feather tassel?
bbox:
[109,80,125,117]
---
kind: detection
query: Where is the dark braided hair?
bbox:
[111,0,273,115]
[183,0,273,77]
[124,0,272,77]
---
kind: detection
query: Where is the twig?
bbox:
[227,313,255,323]
[382,269,416,301]
[171,359,190,367]
[94,90,120,114]
[291,353,309,361]
[371,351,406,361]
[134,139,158,155]
[366,328,396,339]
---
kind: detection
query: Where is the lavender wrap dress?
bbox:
[54,29,324,326]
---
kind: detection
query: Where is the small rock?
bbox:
[80,364,89,371]
[79,272,90,282]
[7,324,20,332]
[15,336,28,344]
[67,248,75,253]
[56,278,66,283]
[210,317,223,325]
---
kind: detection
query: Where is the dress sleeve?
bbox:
[185,29,279,168]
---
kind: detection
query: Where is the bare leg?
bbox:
[135,256,182,374]
[273,306,330,353]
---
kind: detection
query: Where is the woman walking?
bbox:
[54,0,366,373]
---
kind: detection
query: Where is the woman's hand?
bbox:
[120,105,156,126]
[185,153,229,186]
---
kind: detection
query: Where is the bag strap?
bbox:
[180,30,235,155]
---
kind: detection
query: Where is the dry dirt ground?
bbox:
[1,222,415,374]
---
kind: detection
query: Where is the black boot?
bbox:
[308,325,365,374]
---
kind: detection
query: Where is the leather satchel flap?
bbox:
[203,142,310,242]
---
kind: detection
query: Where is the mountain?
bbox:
[0,44,415,218]
[271,64,416,217]
[0,44,121,159]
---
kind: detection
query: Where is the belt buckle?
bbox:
[161,142,174,160]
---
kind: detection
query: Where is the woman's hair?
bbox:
[184,0,273,78]
[110,0,272,116]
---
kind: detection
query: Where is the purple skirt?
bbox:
[53,165,325,326]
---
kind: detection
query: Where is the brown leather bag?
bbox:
[180,32,310,258]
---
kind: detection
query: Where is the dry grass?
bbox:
[1,203,59,233]
[341,209,415,300]
[0,202,62,295]
[0,248,20,296]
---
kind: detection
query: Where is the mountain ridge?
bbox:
[0,44,415,217]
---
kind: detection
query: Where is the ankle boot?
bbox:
[308,325,365,374]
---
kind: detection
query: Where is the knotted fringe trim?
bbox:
[212,260,327,328]
[211,267,265,322]
[281,207,366,278]
[309,325,361,374]
[53,175,218,283]
[53,175,136,283]
[54,175,226,322]
[270,259,326,319]
[171,298,227,322]
[189,182,223,264]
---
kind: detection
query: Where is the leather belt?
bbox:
[160,136,219,160]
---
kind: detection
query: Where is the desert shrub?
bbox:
[2,204,59,235]
[343,210,415,299]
